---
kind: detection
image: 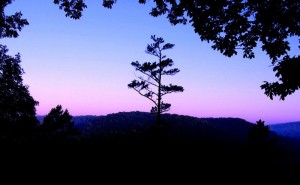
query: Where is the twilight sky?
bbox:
[2,0,299,124]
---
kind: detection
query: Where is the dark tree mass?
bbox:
[0,0,28,39]
[128,35,184,124]
[248,119,271,147]
[52,0,300,100]
[41,105,77,139]
[0,45,38,132]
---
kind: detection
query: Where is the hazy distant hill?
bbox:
[36,115,99,125]
[270,122,300,138]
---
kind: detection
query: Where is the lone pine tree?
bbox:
[128,35,184,125]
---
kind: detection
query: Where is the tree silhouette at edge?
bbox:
[0,45,39,139]
[0,0,29,39]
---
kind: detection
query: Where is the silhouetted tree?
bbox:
[54,0,300,100]
[128,35,184,125]
[261,56,300,100]
[42,105,76,136]
[247,119,278,164]
[0,45,39,134]
[0,0,28,38]
[248,119,270,147]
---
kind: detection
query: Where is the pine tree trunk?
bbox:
[157,51,162,126]
[157,76,161,126]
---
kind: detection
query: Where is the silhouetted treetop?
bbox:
[54,0,300,100]
[0,0,28,38]
[42,105,75,133]
[53,0,87,19]
[248,119,270,145]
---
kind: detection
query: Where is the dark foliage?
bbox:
[0,45,39,138]
[3,112,300,177]
[248,119,271,145]
[0,0,29,38]
[41,105,77,140]
[128,35,183,124]
[53,0,87,19]
[74,111,300,167]
[54,0,300,99]
[247,119,291,166]
[261,55,300,100]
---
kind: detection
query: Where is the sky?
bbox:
[2,0,299,124]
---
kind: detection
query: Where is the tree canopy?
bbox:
[42,104,75,134]
[248,119,270,146]
[0,0,28,39]
[0,45,39,130]
[52,0,300,100]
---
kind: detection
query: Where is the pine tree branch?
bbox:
[136,68,159,82]
[132,88,157,105]
[138,76,159,88]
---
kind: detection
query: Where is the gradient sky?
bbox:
[2,0,299,124]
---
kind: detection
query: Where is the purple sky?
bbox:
[2,0,300,124]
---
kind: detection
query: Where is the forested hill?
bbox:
[36,111,264,144]
[42,111,300,146]
[35,112,300,169]
[71,111,255,144]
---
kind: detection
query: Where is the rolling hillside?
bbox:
[74,111,256,144]
[38,111,277,145]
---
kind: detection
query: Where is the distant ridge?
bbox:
[270,121,300,138]
[72,111,255,144]
[38,111,290,146]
